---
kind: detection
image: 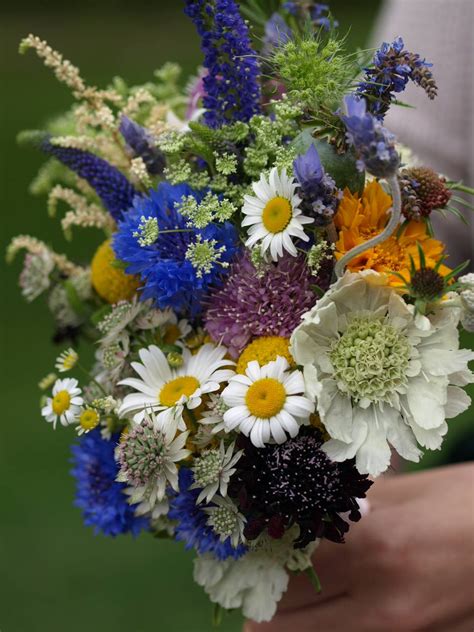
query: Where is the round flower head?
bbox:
[242,168,313,261]
[55,347,78,372]
[228,428,372,547]
[116,410,191,517]
[169,467,247,560]
[204,252,328,358]
[118,343,234,428]
[290,270,474,476]
[221,356,314,447]
[113,182,240,317]
[71,428,149,536]
[41,377,83,429]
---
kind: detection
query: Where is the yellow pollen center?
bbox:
[163,324,181,345]
[52,390,71,415]
[262,197,292,233]
[80,409,100,430]
[245,378,286,419]
[237,336,294,374]
[159,376,200,407]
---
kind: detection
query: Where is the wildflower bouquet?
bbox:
[9,0,474,624]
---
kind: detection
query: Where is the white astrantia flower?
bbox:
[118,343,235,429]
[194,551,289,623]
[290,270,474,477]
[204,496,246,549]
[55,347,79,373]
[242,167,313,261]
[221,356,314,448]
[191,441,243,504]
[41,377,83,429]
[116,410,191,518]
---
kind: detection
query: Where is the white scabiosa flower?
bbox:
[118,343,234,429]
[290,270,474,477]
[55,347,79,372]
[41,377,83,429]
[191,441,243,504]
[116,410,191,518]
[242,167,313,261]
[221,356,314,447]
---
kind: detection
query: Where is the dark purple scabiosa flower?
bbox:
[184,0,262,128]
[169,468,247,560]
[70,428,149,537]
[398,166,451,220]
[119,116,165,175]
[340,95,399,178]
[293,143,341,225]
[204,252,330,358]
[41,137,139,221]
[357,36,437,119]
[113,182,240,317]
[228,427,372,548]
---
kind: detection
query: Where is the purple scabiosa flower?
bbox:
[357,36,437,119]
[228,427,373,548]
[41,138,138,221]
[184,0,262,128]
[293,143,341,225]
[119,116,165,175]
[341,95,399,178]
[168,467,247,560]
[112,182,240,317]
[70,428,149,537]
[204,252,330,358]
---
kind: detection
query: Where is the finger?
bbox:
[245,594,383,632]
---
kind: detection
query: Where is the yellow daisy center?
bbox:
[163,324,181,345]
[159,376,200,407]
[236,336,294,374]
[80,409,100,431]
[52,390,71,415]
[245,378,286,419]
[262,197,292,233]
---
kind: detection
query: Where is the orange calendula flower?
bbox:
[334,181,451,286]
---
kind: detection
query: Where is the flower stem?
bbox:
[305,566,322,594]
[334,174,401,278]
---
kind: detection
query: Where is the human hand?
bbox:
[244,463,474,632]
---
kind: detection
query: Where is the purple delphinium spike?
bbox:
[293,144,341,225]
[42,137,139,221]
[184,0,262,128]
[357,36,437,119]
[119,116,165,176]
[341,95,399,179]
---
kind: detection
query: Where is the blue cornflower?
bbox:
[41,138,139,221]
[119,116,165,175]
[357,37,437,119]
[184,0,262,128]
[293,144,341,225]
[263,13,292,55]
[112,182,240,316]
[168,468,246,560]
[70,428,149,537]
[340,95,399,179]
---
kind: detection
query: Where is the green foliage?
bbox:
[272,32,357,112]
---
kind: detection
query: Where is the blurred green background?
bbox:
[1,2,473,631]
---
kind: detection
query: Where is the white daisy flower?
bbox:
[191,440,243,504]
[41,377,83,429]
[160,312,192,346]
[221,356,314,447]
[242,167,313,262]
[118,343,235,429]
[290,270,474,477]
[116,410,191,518]
[55,347,79,372]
